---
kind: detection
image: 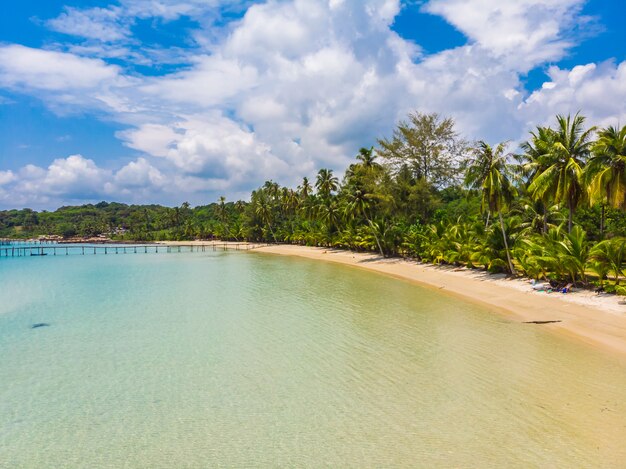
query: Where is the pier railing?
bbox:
[0,243,265,258]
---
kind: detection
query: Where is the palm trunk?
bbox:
[366,214,385,257]
[485,211,490,228]
[499,211,516,276]
[600,204,605,237]
[267,222,277,243]
[568,205,573,233]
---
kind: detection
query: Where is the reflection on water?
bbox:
[1,251,625,467]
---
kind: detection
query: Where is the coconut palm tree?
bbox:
[464,141,517,274]
[251,190,277,242]
[528,113,595,232]
[298,177,312,199]
[589,238,626,286]
[315,168,338,200]
[356,147,382,170]
[518,126,557,233]
[344,186,385,256]
[586,125,626,233]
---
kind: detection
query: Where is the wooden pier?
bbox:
[0,243,262,258]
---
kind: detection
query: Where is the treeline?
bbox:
[3,111,626,292]
[0,202,225,241]
[241,112,626,293]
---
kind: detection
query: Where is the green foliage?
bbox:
[4,112,626,293]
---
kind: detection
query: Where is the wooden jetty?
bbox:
[0,243,264,258]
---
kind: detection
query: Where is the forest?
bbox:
[2,112,626,292]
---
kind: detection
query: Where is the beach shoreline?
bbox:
[243,244,626,358]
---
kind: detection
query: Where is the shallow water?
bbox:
[1,250,625,468]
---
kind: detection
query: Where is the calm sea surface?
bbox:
[1,249,626,467]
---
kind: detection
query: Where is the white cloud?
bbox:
[0,155,190,208]
[520,60,626,129]
[114,157,165,188]
[47,6,128,42]
[0,0,623,208]
[41,155,111,197]
[0,45,121,91]
[0,170,16,186]
[118,113,291,189]
[139,55,259,108]
[422,0,587,71]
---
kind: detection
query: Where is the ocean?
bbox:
[1,247,625,467]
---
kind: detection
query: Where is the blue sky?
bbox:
[0,0,624,209]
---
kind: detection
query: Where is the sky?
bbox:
[0,0,624,209]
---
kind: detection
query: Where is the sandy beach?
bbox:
[245,244,626,357]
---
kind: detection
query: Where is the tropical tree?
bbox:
[315,169,339,200]
[355,146,382,170]
[528,113,595,232]
[518,125,557,233]
[589,238,626,286]
[377,112,466,187]
[464,141,517,274]
[298,177,312,198]
[586,125,626,233]
[344,186,385,256]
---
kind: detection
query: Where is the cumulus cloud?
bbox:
[422,0,589,71]
[118,114,291,189]
[0,0,623,208]
[0,45,121,91]
[0,155,194,208]
[520,60,626,129]
[0,170,16,186]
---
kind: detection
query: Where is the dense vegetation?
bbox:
[3,112,626,292]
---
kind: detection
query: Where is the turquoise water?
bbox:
[1,250,626,467]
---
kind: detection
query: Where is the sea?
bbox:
[1,244,626,467]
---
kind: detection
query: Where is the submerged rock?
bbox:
[31,323,50,329]
[523,320,562,325]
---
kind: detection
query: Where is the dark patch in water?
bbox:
[523,320,562,325]
[31,323,50,329]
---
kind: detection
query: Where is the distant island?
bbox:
[2,111,626,295]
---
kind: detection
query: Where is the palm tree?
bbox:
[344,186,385,256]
[318,199,341,235]
[315,168,338,199]
[556,225,590,283]
[252,190,276,242]
[519,126,557,233]
[298,177,312,198]
[528,113,595,232]
[356,147,382,170]
[464,141,517,275]
[586,125,626,233]
[589,238,626,286]
[216,196,227,222]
